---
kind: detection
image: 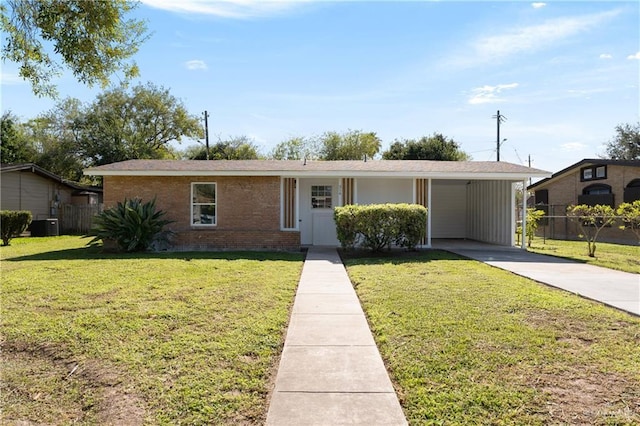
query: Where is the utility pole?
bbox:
[528,154,532,186]
[203,111,210,160]
[492,110,507,161]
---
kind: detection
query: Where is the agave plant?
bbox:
[87,197,174,252]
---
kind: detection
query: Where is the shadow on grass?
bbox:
[339,248,466,266]
[5,246,306,263]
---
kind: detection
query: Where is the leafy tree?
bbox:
[319,130,381,160]
[382,133,470,161]
[616,200,640,243]
[566,204,617,257]
[24,98,86,180]
[1,0,148,97]
[270,137,319,160]
[80,83,202,166]
[516,208,545,248]
[186,136,261,160]
[602,122,640,160]
[0,111,37,163]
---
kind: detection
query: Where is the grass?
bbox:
[1,236,304,425]
[526,238,640,274]
[343,250,640,425]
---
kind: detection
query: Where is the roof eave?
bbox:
[85,169,551,180]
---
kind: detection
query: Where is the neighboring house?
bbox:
[1,163,103,234]
[528,159,640,244]
[85,159,549,250]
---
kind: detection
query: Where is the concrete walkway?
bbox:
[433,240,640,316]
[266,247,407,425]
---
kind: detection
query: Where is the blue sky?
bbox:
[1,1,638,173]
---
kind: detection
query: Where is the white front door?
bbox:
[299,179,340,246]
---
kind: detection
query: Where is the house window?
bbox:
[192,183,216,226]
[311,185,332,209]
[624,178,640,203]
[580,165,606,182]
[583,184,611,195]
[578,184,614,207]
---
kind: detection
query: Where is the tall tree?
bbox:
[0,111,37,164]
[382,133,470,161]
[319,130,381,160]
[185,136,260,160]
[79,83,202,166]
[603,122,640,160]
[25,98,86,180]
[1,0,148,97]
[270,137,319,160]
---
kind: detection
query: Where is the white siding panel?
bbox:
[356,178,413,204]
[431,182,467,238]
[466,180,514,245]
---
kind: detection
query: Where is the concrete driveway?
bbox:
[433,240,640,316]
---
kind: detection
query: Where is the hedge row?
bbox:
[334,203,428,251]
[1,210,32,246]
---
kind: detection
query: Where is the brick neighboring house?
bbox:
[85,159,550,251]
[527,159,640,245]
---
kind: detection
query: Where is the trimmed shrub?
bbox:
[0,210,32,246]
[86,197,174,252]
[334,203,427,251]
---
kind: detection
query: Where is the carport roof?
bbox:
[85,159,550,180]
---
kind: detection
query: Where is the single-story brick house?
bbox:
[84,159,550,250]
[527,158,640,244]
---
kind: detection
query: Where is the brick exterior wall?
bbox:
[532,164,640,245]
[103,175,300,250]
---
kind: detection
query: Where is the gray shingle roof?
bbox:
[85,159,550,179]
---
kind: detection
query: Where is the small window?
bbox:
[192,183,216,226]
[311,185,332,209]
[580,164,606,182]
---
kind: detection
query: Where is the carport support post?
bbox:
[521,179,527,249]
[427,178,432,247]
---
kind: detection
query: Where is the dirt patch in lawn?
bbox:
[535,368,640,425]
[1,341,145,425]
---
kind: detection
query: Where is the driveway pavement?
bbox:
[433,240,640,316]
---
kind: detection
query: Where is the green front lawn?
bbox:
[1,236,303,424]
[344,251,640,425]
[527,238,640,274]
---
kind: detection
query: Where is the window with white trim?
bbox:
[311,185,332,209]
[191,183,216,226]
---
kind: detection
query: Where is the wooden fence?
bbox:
[59,204,103,234]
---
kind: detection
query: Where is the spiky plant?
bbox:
[87,197,174,252]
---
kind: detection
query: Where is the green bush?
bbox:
[87,197,174,252]
[334,203,427,251]
[0,210,32,246]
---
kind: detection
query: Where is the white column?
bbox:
[521,179,527,249]
[427,178,432,247]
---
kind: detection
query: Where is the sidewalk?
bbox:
[434,240,640,316]
[266,247,407,425]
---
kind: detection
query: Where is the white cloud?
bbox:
[468,83,519,105]
[141,0,309,19]
[560,142,587,152]
[185,60,208,70]
[531,3,546,9]
[0,72,25,85]
[599,53,612,59]
[469,9,620,64]
[627,52,640,60]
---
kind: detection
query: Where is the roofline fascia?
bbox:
[85,169,551,180]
